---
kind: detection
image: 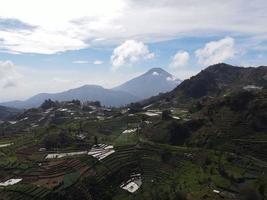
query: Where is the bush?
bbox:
[168,122,190,145]
[44,130,73,149]
[161,150,172,163]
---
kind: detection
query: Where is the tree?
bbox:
[44,134,59,149]
[71,99,81,106]
[93,101,101,107]
[94,136,98,146]
[129,103,142,113]
[79,121,83,133]
[161,150,172,163]
[44,130,73,149]
[168,122,190,145]
[41,99,57,109]
[173,191,187,200]
[162,110,172,120]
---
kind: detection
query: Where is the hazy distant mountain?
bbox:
[0,105,21,120]
[0,68,180,109]
[1,85,139,109]
[113,68,181,99]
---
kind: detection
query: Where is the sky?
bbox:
[0,0,267,102]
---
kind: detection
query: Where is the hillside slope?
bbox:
[140,63,267,107]
[0,105,21,120]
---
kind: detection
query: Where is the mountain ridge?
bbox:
[0,85,139,109]
[139,63,267,107]
[0,68,179,109]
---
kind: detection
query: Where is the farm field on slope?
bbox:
[1,64,267,200]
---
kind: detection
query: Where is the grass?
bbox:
[62,171,81,189]
[4,183,51,200]
[114,132,139,146]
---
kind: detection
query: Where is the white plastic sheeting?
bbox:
[0,179,22,186]
[88,144,115,160]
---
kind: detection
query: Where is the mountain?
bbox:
[141,63,267,106]
[174,63,267,98]
[0,85,139,109]
[113,68,181,99]
[0,68,180,109]
[0,105,21,120]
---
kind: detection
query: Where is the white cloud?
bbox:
[195,37,235,66]
[73,60,103,65]
[0,60,21,89]
[0,28,88,54]
[110,40,154,70]
[52,77,71,83]
[0,0,266,54]
[146,52,155,59]
[170,51,189,68]
[166,76,176,81]
[0,0,125,54]
[94,60,103,65]
[3,80,17,88]
[73,60,88,64]
[171,68,202,80]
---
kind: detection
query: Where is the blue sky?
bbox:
[0,0,267,101]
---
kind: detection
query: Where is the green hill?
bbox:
[0,105,21,120]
